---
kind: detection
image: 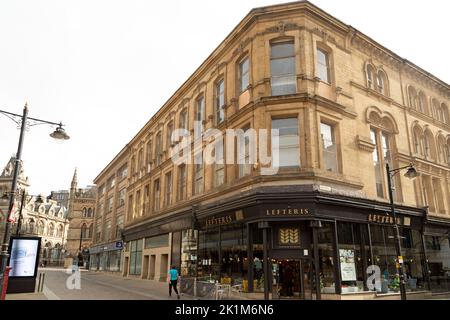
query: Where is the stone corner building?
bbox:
[90,1,450,299]
[64,169,97,267]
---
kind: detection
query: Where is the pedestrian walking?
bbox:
[168,265,180,299]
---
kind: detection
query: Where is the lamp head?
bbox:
[50,124,70,141]
[404,165,419,180]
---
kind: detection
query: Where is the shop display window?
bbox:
[425,235,450,292]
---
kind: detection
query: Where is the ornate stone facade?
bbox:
[0,156,69,266]
[64,169,97,267]
[90,1,449,298]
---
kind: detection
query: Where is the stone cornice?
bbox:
[408,108,450,132]
[350,81,401,107]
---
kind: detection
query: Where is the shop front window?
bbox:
[220,224,248,286]
[368,225,427,293]
[370,224,397,292]
[181,229,198,277]
[252,227,265,293]
[198,228,220,282]
[317,222,336,294]
[400,229,427,291]
[129,239,143,275]
[425,235,450,292]
[108,250,121,272]
[337,222,366,293]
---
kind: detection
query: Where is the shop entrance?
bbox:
[272,259,313,299]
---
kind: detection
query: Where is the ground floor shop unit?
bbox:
[122,186,450,299]
[89,240,124,272]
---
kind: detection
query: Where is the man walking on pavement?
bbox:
[168,265,180,299]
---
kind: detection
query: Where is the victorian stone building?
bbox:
[90,147,128,272]
[0,156,30,241]
[91,1,450,299]
[64,169,97,267]
[0,156,69,266]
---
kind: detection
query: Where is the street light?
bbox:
[386,162,418,301]
[0,103,70,298]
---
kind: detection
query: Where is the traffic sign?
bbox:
[115,240,123,249]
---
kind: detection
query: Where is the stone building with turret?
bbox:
[64,169,97,267]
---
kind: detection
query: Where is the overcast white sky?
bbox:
[0,0,448,195]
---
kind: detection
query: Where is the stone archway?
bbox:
[42,242,52,267]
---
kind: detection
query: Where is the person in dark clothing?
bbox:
[283,265,294,297]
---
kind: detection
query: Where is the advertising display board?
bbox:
[339,249,357,282]
[8,236,41,278]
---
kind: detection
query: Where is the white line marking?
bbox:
[43,285,61,300]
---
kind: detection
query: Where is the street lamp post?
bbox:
[386,162,418,301]
[15,190,27,236]
[0,103,70,298]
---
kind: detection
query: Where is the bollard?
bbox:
[40,273,45,292]
[37,273,42,292]
[194,277,197,297]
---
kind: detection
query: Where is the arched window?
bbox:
[437,135,447,164]
[81,223,87,239]
[431,98,440,119]
[130,155,136,176]
[82,207,87,217]
[376,70,388,95]
[57,224,64,237]
[418,91,427,114]
[366,64,375,89]
[166,121,174,150]
[370,127,399,199]
[412,125,424,156]
[48,223,55,237]
[195,95,205,129]
[88,224,93,238]
[28,219,35,234]
[155,131,162,166]
[87,208,92,217]
[179,107,188,130]
[43,242,52,261]
[37,221,45,235]
[215,79,225,125]
[367,109,400,200]
[146,138,152,172]
[409,86,418,109]
[137,148,143,171]
[52,243,61,261]
[423,129,437,160]
[446,138,450,166]
[442,103,450,124]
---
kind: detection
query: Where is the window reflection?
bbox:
[317,222,336,294]
[425,236,450,292]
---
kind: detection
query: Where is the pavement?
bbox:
[6,268,447,300]
[5,267,201,300]
[5,292,47,300]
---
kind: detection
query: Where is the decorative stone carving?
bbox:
[265,21,298,35]
[366,106,399,133]
[356,135,376,152]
